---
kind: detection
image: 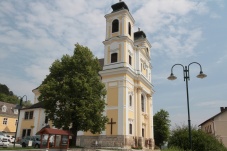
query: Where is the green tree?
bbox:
[38,44,108,146]
[0,83,32,106]
[22,100,33,108]
[0,83,11,95]
[168,125,227,151]
[154,109,171,148]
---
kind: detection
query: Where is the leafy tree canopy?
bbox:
[0,83,13,95]
[168,125,227,151]
[0,83,32,107]
[154,109,171,148]
[38,44,108,146]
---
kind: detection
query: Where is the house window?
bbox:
[129,124,132,134]
[128,22,131,36]
[129,55,132,65]
[45,116,48,124]
[22,129,31,138]
[29,111,33,119]
[205,125,212,134]
[112,19,119,33]
[142,128,144,137]
[141,95,145,112]
[111,53,118,63]
[14,109,18,114]
[24,111,34,120]
[2,105,7,112]
[2,118,7,125]
[129,95,132,107]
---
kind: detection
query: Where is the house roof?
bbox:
[21,101,45,110]
[0,101,17,118]
[111,1,129,12]
[199,108,227,126]
[134,30,147,40]
[36,128,73,135]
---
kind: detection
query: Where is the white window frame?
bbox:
[2,105,7,112]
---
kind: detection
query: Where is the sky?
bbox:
[0,0,227,128]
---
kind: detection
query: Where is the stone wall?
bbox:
[76,135,154,149]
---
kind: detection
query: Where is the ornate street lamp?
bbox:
[14,95,27,148]
[167,62,207,150]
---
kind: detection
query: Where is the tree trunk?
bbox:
[71,124,78,147]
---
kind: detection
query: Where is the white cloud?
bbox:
[131,0,206,60]
[0,73,36,102]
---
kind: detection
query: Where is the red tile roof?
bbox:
[37,128,73,135]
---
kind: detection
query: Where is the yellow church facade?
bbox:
[77,1,154,149]
[17,1,154,149]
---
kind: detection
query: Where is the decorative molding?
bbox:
[110,48,119,53]
[144,113,149,119]
[128,49,133,56]
[128,118,134,123]
[128,91,134,96]
[109,82,118,87]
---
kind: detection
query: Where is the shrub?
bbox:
[162,146,185,151]
[168,125,227,151]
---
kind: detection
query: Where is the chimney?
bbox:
[220,107,226,112]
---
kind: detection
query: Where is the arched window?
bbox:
[141,63,143,71]
[111,53,118,63]
[129,55,132,65]
[141,95,145,112]
[112,19,119,33]
[129,95,132,107]
[128,22,131,36]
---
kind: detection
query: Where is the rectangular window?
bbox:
[25,111,34,120]
[2,118,7,125]
[29,111,33,119]
[22,129,31,138]
[27,129,31,136]
[25,112,29,119]
[22,129,26,138]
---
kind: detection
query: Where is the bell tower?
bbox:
[100,0,154,149]
[103,1,135,70]
[77,1,154,149]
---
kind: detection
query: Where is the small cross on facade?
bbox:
[108,118,116,135]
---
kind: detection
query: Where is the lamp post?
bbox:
[14,95,27,148]
[167,62,207,150]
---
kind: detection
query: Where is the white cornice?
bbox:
[105,9,135,24]
[99,66,154,95]
[103,35,134,46]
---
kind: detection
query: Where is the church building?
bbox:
[77,1,154,149]
[16,0,154,149]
